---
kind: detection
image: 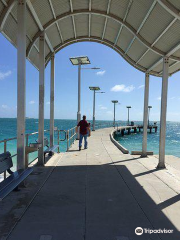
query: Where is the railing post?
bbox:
[58,130,60,153]
[67,130,69,151]
[4,140,7,179]
[26,134,29,147]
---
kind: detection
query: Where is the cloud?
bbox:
[29,100,35,104]
[100,106,107,110]
[46,102,50,105]
[96,70,106,76]
[111,84,135,93]
[0,70,12,80]
[157,97,161,101]
[138,85,144,89]
[2,105,8,109]
[106,111,113,115]
[169,97,175,100]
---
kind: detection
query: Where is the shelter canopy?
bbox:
[1,0,180,76]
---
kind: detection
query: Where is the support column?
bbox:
[158,57,169,169]
[17,0,26,170]
[38,31,45,166]
[92,90,95,131]
[142,73,149,157]
[50,53,55,147]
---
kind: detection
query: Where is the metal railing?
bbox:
[0,127,76,168]
[66,126,77,151]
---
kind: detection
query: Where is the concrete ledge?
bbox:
[131,150,153,155]
[110,130,129,154]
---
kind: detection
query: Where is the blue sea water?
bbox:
[114,121,180,158]
[0,118,113,167]
[0,119,180,168]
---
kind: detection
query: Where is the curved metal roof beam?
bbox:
[157,0,180,20]
[0,0,16,31]
[45,36,160,77]
[26,9,180,61]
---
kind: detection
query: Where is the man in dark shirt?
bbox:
[76,115,91,151]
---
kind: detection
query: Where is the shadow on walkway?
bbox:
[0,164,179,240]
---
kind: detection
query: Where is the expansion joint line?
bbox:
[101,138,162,238]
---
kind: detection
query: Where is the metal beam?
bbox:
[114,0,133,46]
[147,39,180,72]
[157,0,180,21]
[45,36,160,77]
[17,0,26,170]
[48,0,64,43]
[48,0,56,19]
[70,0,76,38]
[102,0,111,40]
[38,31,45,166]
[157,56,169,169]
[88,0,91,37]
[27,0,54,55]
[137,0,180,68]
[136,18,177,64]
[125,0,156,54]
[0,0,16,31]
[1,0,8,7]
[26,10,180,62]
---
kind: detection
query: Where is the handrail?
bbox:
[0,123,115,180]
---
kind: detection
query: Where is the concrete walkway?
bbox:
[1,127,180,240]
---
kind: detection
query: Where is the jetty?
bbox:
[116,124,158,136]
[0,127,180,240]
[1,0,180,239]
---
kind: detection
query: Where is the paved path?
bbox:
[3,128,180,240]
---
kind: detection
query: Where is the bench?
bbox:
[0,152,33,201]
[42,138,59,157]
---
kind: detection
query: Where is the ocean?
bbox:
[0,119,180,169]
[0,118,113,167]
[114,121,180,158]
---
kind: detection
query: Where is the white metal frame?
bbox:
[38,31,45,166]
[158,57,169,168]
[142,73,149,157]
[50,53,55,148]
[17,0,26,170]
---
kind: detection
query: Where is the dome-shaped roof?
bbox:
[1,0,180,76]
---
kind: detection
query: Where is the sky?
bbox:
[0,33,180,121]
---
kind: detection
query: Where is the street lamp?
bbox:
[70,56,91,125]
[126,106,131,126]
[148,106,152,127]
[112,100,118,128]
[89,87,105,131]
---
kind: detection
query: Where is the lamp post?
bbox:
[89,87,105,131]
[70,56,91,124]
[148,106,152,127]
[70,56,100,139]
[112,100,118,128]
[126,106,131,126]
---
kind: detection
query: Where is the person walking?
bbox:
[76,115,91,151]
